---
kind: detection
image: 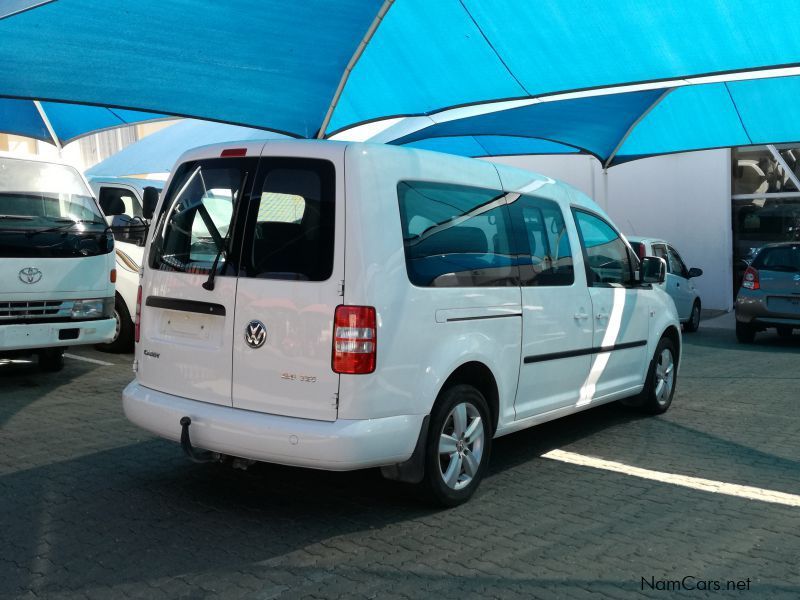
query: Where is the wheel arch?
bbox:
[437,361,500,436]
[660,324,682,364]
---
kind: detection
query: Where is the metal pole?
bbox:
[33,100,62,153]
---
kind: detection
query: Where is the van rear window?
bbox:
[397,181,518,287]
[239,159,336,282]
[150,158,254,274]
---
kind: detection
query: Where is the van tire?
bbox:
[97,294,134,353]
[623,336,677,415]
[420,384,492,507]
[684,301,701,333]
[38,348,65,372]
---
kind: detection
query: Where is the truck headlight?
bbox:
[71,297,114,319]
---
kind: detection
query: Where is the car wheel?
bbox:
[420,384,492,507]
[684,301,701,333]
[96,294,134,353]
[736,321,756,344]
[777,326,793,339]
[627,336,677,415]
[38,348,65,372]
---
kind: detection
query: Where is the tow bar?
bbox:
[179,417,215,463]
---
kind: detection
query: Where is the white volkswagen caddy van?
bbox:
[123,140,680,506]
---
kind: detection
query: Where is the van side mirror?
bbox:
[640,256,666,285]
[688,267,703,278]
[142,186,160,220]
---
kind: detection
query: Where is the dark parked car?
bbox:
[735,242,800,343]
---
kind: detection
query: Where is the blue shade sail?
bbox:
[0,0,382,138]
[0,98,165,146]
[3,0,800,141]
[330,0,800,134]
[393,90,665,161]
[404,136,580,157]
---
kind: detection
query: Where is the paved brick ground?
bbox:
[1,326,798,599]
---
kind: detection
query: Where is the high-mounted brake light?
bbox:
[332,305,376,374]
[220,148,247,157]
[636,243,646,260]
[134,285,142,343]
[742,266,760,290]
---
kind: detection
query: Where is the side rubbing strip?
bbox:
[145,296,226,316]
[524,340,646,364]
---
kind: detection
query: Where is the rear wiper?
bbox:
[764,265,800,272]
[0,214,34,220]
[202,170,248,291]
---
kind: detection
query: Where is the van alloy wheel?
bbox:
[438,402,485,490]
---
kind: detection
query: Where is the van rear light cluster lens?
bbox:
[134,285,142,343]
[332,305,376,374]
[742,266,760,290]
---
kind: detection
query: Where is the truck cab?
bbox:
[0,153,116,370]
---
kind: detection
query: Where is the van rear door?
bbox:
[231,150,343,421]
[138,149,261,407]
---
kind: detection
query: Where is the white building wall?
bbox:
[488,150,733,311]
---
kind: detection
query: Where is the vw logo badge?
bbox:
[18,267,43,284]
[244,320,267,349]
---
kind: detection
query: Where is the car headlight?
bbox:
[71,297,115,319]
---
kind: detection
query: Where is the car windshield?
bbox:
[753,245,800,272]
[0,157,105,230]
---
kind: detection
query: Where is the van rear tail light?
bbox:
[134,285,142,343]
[742,266,760,290]
[332,305,376,374]
[636,243,646,260]
[220,148,247,157]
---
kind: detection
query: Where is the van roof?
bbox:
[173,139,608,217]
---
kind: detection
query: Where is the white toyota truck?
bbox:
[0,153,116,371]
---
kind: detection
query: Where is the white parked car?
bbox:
[88,176,161,352]
[0,153,116,370]
[123,141,681,506]
[627,237,703,333]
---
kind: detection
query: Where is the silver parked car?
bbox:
[735,242,800,343]
[628,237,703,332]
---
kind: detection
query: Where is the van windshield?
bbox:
[0,157,105,229]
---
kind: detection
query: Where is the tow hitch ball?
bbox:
[179,417,254,470]
[179,416,215,463]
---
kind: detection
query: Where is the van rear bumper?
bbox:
[122,381,425,471]
[0,318,115,352]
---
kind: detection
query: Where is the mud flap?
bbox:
[380,415,430,484]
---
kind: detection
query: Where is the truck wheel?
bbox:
[97,294,134,353]
[736,321,756,344]
[420,384,492,507]
[684,301,701,333]
[627,336,677,415]
[39,348,65,372]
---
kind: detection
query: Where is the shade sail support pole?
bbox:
[33,100,61,150]
[317,0,395,139]
[603,88,674,169]
[767,144,800,191]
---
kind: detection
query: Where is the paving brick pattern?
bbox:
[1,327,798,599]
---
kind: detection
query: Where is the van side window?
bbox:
[397,181,518,287]
[573,209,634,286]
[240,159,335,282]
[508,195,574,286]
[150,158,254,274]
